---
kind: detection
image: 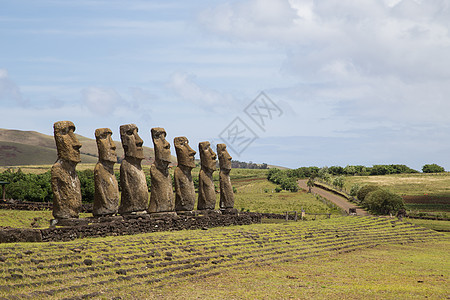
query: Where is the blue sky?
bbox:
[1,0,449,170]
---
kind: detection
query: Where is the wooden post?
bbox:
[294,211,298,222]
[285,212,289,221]
[2,185,5,201]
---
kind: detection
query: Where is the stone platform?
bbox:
[0,212,261,243]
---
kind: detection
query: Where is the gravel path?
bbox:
[298,179,370,216]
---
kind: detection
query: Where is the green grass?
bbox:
[232,177,341,214]
[405,218,450,232]
[0,210,91,229]
[0,217,445,299]
[344,172,450,197]
[158,238,449,299]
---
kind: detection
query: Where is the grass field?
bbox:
[0,217,446,299]
[0,167,448,298]
[344,173,450,222]
[344,172,450,197]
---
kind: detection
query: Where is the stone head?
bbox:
[95,128,117,163]
[120,124,144,160]
[199,141,216,172]
[217,143,232,171]
[174,136,196,169]
[151,127,171,166]
[53,121,82,164]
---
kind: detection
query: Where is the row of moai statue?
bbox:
[51,121,235,220]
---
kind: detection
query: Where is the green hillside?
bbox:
[0,141,98,166]
[0,128,177,166]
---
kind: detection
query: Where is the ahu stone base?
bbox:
[0,212,261,243]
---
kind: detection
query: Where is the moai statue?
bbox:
[197,141,217,210]
[93,128,120,216]
[118,124,149,214]
[51,121,82,219]
[173,136,196,212]
[149,127,175,213]
[217,143,235,210]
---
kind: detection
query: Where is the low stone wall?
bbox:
[0,212,261,243]
[0,200,92,213]
[260,213,297,220]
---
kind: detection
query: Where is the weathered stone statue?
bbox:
[197,141,217,210]
[118,124,148,214]
[217,143,235,210]
[51,121,82,219]
[93,128,119,216]
[149,127,174,213]
[173,136,196,211]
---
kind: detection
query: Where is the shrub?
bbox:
[275,187,282,193]
[349,183,360,197]
[364,189,405,215]
[357,185,380,202]
[332,176,345,190]
[77,170,95,203]
[422,164,445,173]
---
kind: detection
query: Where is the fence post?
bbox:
[294,211,298,222]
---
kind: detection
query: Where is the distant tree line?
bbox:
[267,163,445,193]
[0,168,100,203]
[269,164,425,180]
[0,168,206,203]
[267,169,298,192]
[230,160,268,169]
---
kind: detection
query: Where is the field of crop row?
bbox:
[0,216,444,299]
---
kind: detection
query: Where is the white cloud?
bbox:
[81,87,123,115]
[167,72,237,110]
[198,0,450,132]
[0,69,28,106]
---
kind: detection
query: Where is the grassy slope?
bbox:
[344,172,450,197]
[0,128,173,166]
[0,217,446,299]
[160,238,449,300]
[0,141,98,165]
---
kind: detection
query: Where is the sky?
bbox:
[1,0,449,170]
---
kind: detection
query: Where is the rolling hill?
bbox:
[0,128,174,166]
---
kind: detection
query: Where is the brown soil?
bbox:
[298,180,370,216]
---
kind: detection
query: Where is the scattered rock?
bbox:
[83,259,93,266]
[0,256,6,262]
[24,250,33,255]
[165,252,173,257]
[116,269,127,275]
[10,273,23,279]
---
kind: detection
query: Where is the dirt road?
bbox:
[298,179,370,216]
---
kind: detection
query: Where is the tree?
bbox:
[357,184,380,202]
[365,189,405,215]
[422,164,445,173]
[306,177,315,193]
[349,183,360,197]
[332,176,345,190]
